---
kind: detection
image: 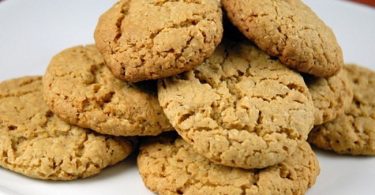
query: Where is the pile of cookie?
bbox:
[1,0,374,194]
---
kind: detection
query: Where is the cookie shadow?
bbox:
[312,145,374,159]
[81,152,138,182]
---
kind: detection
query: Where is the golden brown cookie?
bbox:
[43,45,172,136]
[138,135,320,195]
[222,0,343,77]
[305,69,353,125]
[158,40,315,169]
[0,77,133,180]
[309,65,375,155]
[94,0,223,82]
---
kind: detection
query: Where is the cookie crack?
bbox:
[113,2,130,46]
[152,0,202,7]
[0,89,40,99]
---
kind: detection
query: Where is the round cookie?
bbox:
[305,69,353,125]
[138,135,320,195]
[309,65,375,155]
[222,0,343,77]
[158,40,315,169]
[94,0,223,82]
[43,45,172,136]
[0,76,134,180]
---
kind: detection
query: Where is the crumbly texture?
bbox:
[309,65,375,155]
[305,69,353,125]
[138,135,320,195]
[94,0,223,82]
[43,45,172,136]
[158,40,315,169]
[222,0,343,77]
[0,77,133,180]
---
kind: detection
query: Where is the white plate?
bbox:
[0,0,374,194]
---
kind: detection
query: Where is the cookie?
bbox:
[94,0,223,82]
[305,69,353,125]
[222,0,343,77]
[138,135,320,195]
[43,45,172,136]
[309,65,375,155]
[0,77,133,180]
[158,40,315,169]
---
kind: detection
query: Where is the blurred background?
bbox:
[351,0,375,6]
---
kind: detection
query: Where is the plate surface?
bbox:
[0,0,375,194]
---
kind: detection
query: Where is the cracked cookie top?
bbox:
[158,40,315,169]
[222,0,343,77]
[138,135,319,195]
[309,64,375,155]
[94,0,223,82]
[43,45,172,136]
[0,77,133,180]
[305,68,353,125]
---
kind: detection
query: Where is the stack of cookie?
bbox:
[1,0,374,194]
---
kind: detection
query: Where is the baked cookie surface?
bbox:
[138,135,319,195]
[43,45,172,136]
[0,77,133,180]
[158,41,315,169]
[95,0,223,82]
[305,69,353,125]
[309,65,375,155]
[222,0,343,77]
